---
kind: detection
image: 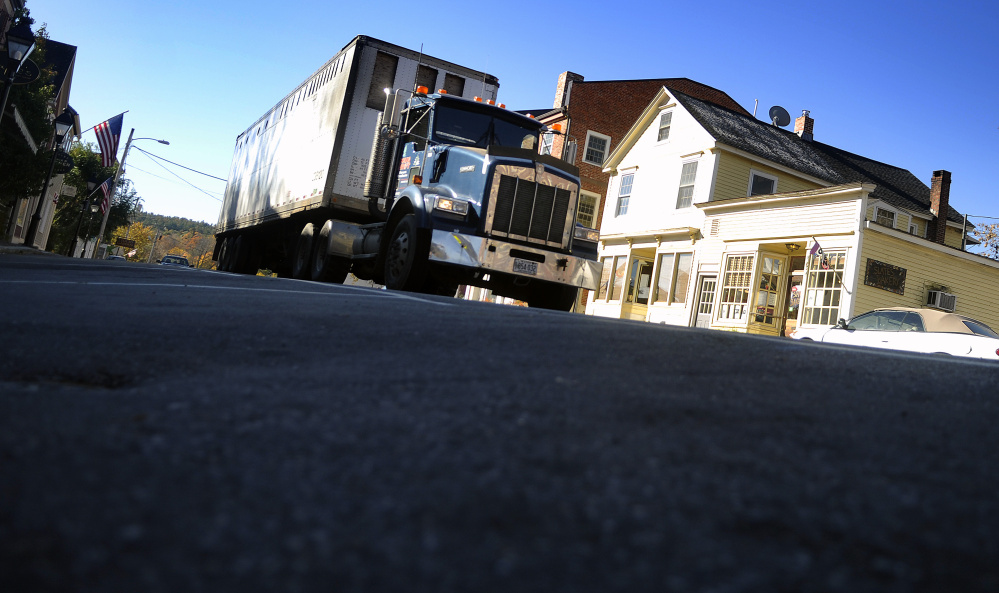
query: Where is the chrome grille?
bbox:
[489,172,575,248]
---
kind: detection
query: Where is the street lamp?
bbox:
[0,21,36,127]
[68,179,97,257]
[90,130,169,258]
[23,107,76,248]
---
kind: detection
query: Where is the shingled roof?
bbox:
[669,88,964,224]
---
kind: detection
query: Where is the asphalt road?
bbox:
[2,254,998,592]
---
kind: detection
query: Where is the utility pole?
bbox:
[92,128,134,258]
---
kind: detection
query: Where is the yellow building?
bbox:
[587,86,999,334]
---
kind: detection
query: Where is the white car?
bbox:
[791,307,999,361]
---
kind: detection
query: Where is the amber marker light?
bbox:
[438,89,448,94]
[474,96,483,102]
[416,86,429,94]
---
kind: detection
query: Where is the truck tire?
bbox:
[384,214,429,292]
[218,236,234,272]
[311,221,350,283]
[528,284,579,311]
[292,223,315,280]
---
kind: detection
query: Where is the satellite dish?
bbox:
[769,106,790,127]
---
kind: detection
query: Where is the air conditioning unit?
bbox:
[926,289,956,312]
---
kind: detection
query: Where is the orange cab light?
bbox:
[498,103,506,109]
[438,89,448,94]
[528,114,535,119]
[474,96,483,102]
[416,86,429,94]
[552,123,563,132]
[487,99,496,105]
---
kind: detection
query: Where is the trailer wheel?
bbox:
[384,214,429,292]
[218,236,234,272]
[311,221,350,283]
[528,284,579,311]
[292,223,315,279]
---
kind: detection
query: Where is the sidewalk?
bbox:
[0,241,61,256]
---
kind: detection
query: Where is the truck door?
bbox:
[396,106,430,193]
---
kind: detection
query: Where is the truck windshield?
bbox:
[432,104,539,150]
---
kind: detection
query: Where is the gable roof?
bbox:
[670,89,964,224]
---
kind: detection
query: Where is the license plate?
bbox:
[513,258,538,275]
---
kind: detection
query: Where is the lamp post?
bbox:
[90,130,169,258]
[68,179,97,256]
[0,21,36,128]
[23,108,76,248]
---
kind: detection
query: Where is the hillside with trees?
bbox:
[110,212,217,268]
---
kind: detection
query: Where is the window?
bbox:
[577,191,598,228]
[616,173,634,216]
[443,73,465,97]
[540,131,554,156]
[583,131,611,165]
[657,111,673,142]
[597,255,628,301]
[366,52,399,110]
[875,207,896,228]
[749,171,777,196]
[416,65,438,92]
[652,252,693,304]
[627,259,655,304]
[801,251,847,325]
[676,161,698,209]
[753,256,783,326]
[909,222,921,236]
[717,254,754,321]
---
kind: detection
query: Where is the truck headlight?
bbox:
[574,227,599,242]
[434,196,469,216]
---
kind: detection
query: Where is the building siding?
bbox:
[855,226,999,330]
[712,152,821,202]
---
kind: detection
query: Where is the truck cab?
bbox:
[378,91,601,308]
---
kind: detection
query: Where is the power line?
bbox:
[126,163,224,200]
[130,149,223,202]
[132,146,228,181]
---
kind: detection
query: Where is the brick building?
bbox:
[525,73,748,309]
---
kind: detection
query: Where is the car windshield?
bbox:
[432,104,539,150]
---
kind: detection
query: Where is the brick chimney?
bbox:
[928,170,951,245]
[794,110,814,141]
[554,71,584,109]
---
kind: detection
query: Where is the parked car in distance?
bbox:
[791,307,999,361]
[158,255,192,268]
[105,255,126,261]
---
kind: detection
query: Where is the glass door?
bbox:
[751,254,787,331]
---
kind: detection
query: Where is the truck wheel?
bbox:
[292,223,315,279]
[218,236,234,272]
[384,214,429,292]
[311,221,350,283]
[232,235,252,274]
[528,284,579,311]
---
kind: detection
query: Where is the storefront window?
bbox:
[652,252,693,304]
[753,256,783,325]
[801,251,847,325]
[717,254,754,321]
[610,256,627,301]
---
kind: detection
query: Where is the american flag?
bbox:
[94,114,123,167]
[98,178,112,214]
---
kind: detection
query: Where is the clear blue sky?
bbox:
[33,0,999,234]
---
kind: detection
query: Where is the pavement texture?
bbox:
[2,255,998,592]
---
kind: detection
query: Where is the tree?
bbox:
[971,223,999,260]
[109,221,154,262]
[0,7,58,233]
[48,142,141,255]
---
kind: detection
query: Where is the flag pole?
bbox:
[91,127,133,259]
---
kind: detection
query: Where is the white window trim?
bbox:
[874,204,899,229]
[615,172,634,217]
[656,110,674,144]
[675,158,700,209]
[577,190,600,229]
[747,169,778,197]
[582,130,612,166]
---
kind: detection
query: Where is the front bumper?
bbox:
[428,230,602,291]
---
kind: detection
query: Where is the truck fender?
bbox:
[386,186,432,231]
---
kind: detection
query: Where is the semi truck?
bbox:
[214,36,601,310]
